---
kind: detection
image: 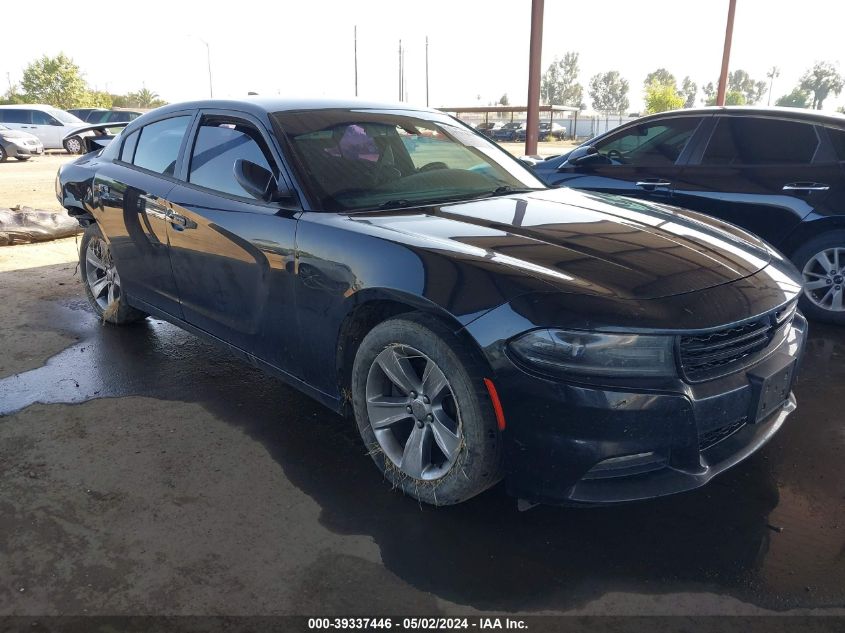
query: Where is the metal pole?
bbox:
[354,25,358,97]
[766,66,779,106]
[716,0,737,106]
[425,36,430,107]
[525,0,544,155]
[199,38,213,98]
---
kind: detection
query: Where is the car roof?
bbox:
[636,105,845,126]
[149,97,442,119]
[0,103,63,111]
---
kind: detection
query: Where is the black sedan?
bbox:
[493,121,525,142]
[58,98,806,507]
[531,107,845,324]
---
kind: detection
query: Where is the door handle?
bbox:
[782,182,830,192]
[139,194,169,220]
[168,213,187,227]
[635,180,672,189]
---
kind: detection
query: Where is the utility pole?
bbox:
[425,36,430,107]
[716,0,737,106]
[354,25,358,97]
[398,40,402,102]
[767,66,780,105]
[199,38,213,98]
[525,0,544,155]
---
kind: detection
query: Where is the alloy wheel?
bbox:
[84,236,122,311]
[65,137,82,154]
[802,246,845,312]
[365,344,463,481]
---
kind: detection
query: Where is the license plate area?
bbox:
[750,361,794,423]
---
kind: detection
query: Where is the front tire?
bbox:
[64,136,83,154]
[791,231,845,325]
[352,314,502,506]
[0,145,7,162]
[80,223,147,324]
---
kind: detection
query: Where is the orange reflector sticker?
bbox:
[483,378,506,431]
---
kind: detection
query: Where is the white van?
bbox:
[0,104,93,153]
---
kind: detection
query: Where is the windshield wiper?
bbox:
[483,186,540,197]
[378,199,413,209]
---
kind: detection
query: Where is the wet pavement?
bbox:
[0,254,844,616]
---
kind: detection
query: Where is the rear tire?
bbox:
[351,314,502,506]
[791,231,845,325]
[80,223,147,325]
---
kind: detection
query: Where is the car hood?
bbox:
[354,187,772,301]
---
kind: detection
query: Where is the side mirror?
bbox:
[565,145,599,166]
[233,159,293,203]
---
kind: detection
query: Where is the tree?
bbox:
[124,87,167,109]
[799,61,844,109]
[702,82,716,105]
[644,68,677,90]
[80,90,113,109]
[681,76,697,108]
[498,93,510,106]
[19,53,90,109]
[838,106,845,115]
[541,52,583,106]
[727,69,767,104]
[589,71,629,115]
[723,91,747,106]
[644,80,684,113]
[775,88,811,108]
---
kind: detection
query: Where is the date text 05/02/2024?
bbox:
[307,617,528,629]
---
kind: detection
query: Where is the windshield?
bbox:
[273,109,544,211]
[50,108,84,125]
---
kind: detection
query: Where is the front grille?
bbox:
[700,416,747,450]
[679,310,786,380]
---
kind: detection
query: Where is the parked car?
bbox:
[514,121,567,143]
[493,121,525,142]
[66,108,105,121]
[68,108,143,124]
[57,98,806,508]
[89,110,143,124]
[0,105,92,154]
[531,107,845,324]
[0,123,44,161]
[475,121,504,138]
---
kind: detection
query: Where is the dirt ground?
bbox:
[1,154,76,212]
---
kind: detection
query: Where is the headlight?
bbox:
[508,329,676,378]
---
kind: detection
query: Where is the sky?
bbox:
[4,0,845,113]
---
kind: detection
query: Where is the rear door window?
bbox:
[702,117,819,165]
[188,120,274,199]
[132,115,192,176]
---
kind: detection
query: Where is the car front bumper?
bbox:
[2,139,43,158]
[477,312,807,506]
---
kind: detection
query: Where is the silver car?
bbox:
[0,104,92,153]
[0,123,43,161]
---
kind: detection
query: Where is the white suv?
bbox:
[0,104,92,153]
